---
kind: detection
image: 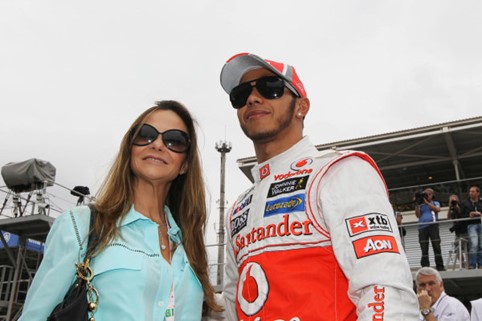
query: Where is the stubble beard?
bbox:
[241,97,297,143]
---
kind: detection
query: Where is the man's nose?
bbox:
[246,87,263,107]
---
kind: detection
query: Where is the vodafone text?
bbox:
[234,214,313,256]
[273,168,313,181]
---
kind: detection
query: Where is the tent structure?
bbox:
[1,159,56,217]
[1,158,55,194]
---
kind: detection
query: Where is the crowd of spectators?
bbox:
[393,186,482,319]
[394,185,482,271]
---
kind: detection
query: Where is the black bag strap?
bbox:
[85,203,99,261]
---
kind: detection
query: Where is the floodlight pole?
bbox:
[215,140,232,286]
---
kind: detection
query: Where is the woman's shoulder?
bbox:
[54,205,91,226]
[51,205,92,244]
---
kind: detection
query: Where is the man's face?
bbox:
[469,187,480,201]
[424,189,434,201]
[417,274,443,304]
[234,68,297,144]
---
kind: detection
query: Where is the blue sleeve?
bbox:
[19,206,90,321]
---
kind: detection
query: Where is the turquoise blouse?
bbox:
[19,205,204,321]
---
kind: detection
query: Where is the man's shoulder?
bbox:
[442,293,469,310]
[313,149,375,171]
[315,149,368,160]
[234,185,255,202]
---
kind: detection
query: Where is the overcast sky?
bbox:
[1,1,482,250]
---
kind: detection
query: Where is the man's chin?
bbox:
[243,128,276,143]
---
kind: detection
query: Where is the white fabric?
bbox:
[224,136,419,320]
[471,298,482,321]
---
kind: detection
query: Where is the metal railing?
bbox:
[399,217,476,271]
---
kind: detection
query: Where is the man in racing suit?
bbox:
[219,52,419,320]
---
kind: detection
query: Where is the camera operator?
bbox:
[415,188,445,271]
[461,185,482,269]
[447,194,468,268]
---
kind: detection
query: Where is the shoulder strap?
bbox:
[84,203,99,262]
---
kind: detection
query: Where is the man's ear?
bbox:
[297,97,310,118]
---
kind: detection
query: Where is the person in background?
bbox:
[415,188,445,271]
[19,100,221,321]
[447,194,468,269]
[416,267,470,320]
[219,52,418,320]
[461,185,482,269]
[393,204,406,248]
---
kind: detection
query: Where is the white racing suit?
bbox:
[223,137,418,321]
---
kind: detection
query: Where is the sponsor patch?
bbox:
[231,210,249,236]
[238,262,269,316]
[368,286,385,320]
[273,168,313,181]
[233,194,253,216]
[264,194,305,217]
[267,176,309,198]
[346,213,393,237]
[290,157,313,171]
[353,235,399,258]
[233,214,313,255]
[259,164,270,180]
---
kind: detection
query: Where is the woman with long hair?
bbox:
[20,100,221,320]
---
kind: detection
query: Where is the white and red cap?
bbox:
[220,52,307,98]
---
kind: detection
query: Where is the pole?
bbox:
[215,141,231,286]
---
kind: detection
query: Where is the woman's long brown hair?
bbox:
[94,100,221,311]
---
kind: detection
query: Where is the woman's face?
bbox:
[130,110,189,186]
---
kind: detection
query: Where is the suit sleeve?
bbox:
[19,207,90,321]
[318,155,419,320]
[223,205,239,321]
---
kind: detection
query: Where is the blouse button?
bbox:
[158,301,164,307]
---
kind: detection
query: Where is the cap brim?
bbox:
[220,54,287,95]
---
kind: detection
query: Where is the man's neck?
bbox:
[254,136,303,163]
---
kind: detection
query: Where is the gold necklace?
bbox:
[157,215,169,251]
[158,226,168,251]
